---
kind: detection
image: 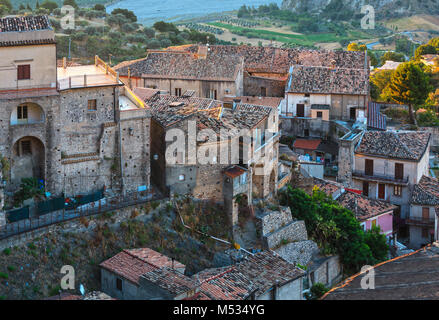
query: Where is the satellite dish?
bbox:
[79,284,85,296]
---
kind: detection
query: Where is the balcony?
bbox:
[352,170,409,185]
[405,216,435,227]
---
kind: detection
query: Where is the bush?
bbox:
[0,272,8,280]
[2,248,11,255]
[305,283,329,300]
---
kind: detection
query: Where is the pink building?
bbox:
[336,190,396,237]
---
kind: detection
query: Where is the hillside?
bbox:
[281,0,439,18]
[11,0,111,9]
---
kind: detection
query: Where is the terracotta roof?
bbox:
[287,65,369,95]
[336,190,396,222]
[140,267,198,296]
[235,251,305,295]
[323,243,439,300]
[132,87,160,101]
[115,44,367,82]
[191,267,255,300]
[312,178,344,197]
[0,15,51,32]
[115,50,243,81]
[355,131,431,161]
[411,175,439,206]
[0,38,56,47]
[99,248,185,285]
[224,165,247,178]
[293,139,322,151]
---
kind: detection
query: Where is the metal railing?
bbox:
[405,216,435,227]
[352,170,409,184]
[0,190,162,240]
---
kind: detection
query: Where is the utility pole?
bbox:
[68,36,71,60]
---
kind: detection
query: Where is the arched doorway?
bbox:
[11,137,45,187]
[10,102,45,126]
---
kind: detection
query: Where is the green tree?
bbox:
[40,0,58,12]
[111,8,137,22]
[0,0,12,11]
[380,51,405,65]
[364,226,388,262]
[93,4,106,11]
[63,0,78,9]
[415,44,438,59]
[384,62,433,124]
[370,69,394,102]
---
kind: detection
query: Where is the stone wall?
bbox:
[244,73,286,97]
[263,220,308,249]
[257,206,293,236]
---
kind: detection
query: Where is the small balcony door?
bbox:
[365,159,374,176]
[378,183,386,200]
[395,163,404,180]
[297,104,305,117]
[422,207,430,221]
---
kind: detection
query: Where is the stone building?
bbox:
[100,248,305,300]
[134,88,280,226]
[114,46,245,101]
[115,44,368,103]
[283,65,369,121]
[338,130,432,246]
[409,175,439,248]
[0,15,150,200]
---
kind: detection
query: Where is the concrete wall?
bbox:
[419,127,439,151]
[0,44,57,90]
[244,74,286,97]
[409,204,436,248]
[363,212,393,236]
[256,277,303,300]
[311,256,342,288]
[101,269,140,300]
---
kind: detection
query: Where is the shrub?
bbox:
[3,248,11,255]
[305,283,329,300]
[0,272,8,280]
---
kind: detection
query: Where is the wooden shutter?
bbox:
[395,163,404,180]
[378,183,385,199]
[297,104,305,117]
[363,181,369,197]
[18,65,31,80]
[422,207,430,220]
[365,159,374,176]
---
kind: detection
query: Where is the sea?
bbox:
[106,0,283,25]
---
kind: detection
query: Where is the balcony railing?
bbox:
[10,119,45,126]
[405,216,435,227]
[352,170,409,185]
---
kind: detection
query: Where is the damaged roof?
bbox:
[355,131,431,161]
[144,93,273,136]
[287,65,369,95]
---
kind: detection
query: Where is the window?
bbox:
[395,163,404,180]
[378,183,385,200]
[17,64,31,80]
[88,99,97,111]
[260,87,266,97]
[365,159,374,176]
[394,185,402,197]
[304,93,310,98]
[304,129,309,137]
[363,181,369,197]
[116,278,122,291]
[175,88,182,96]
[371,219,377,228]
[17,105,28,120]
[208,89,217,100]
[316,111,323,118]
